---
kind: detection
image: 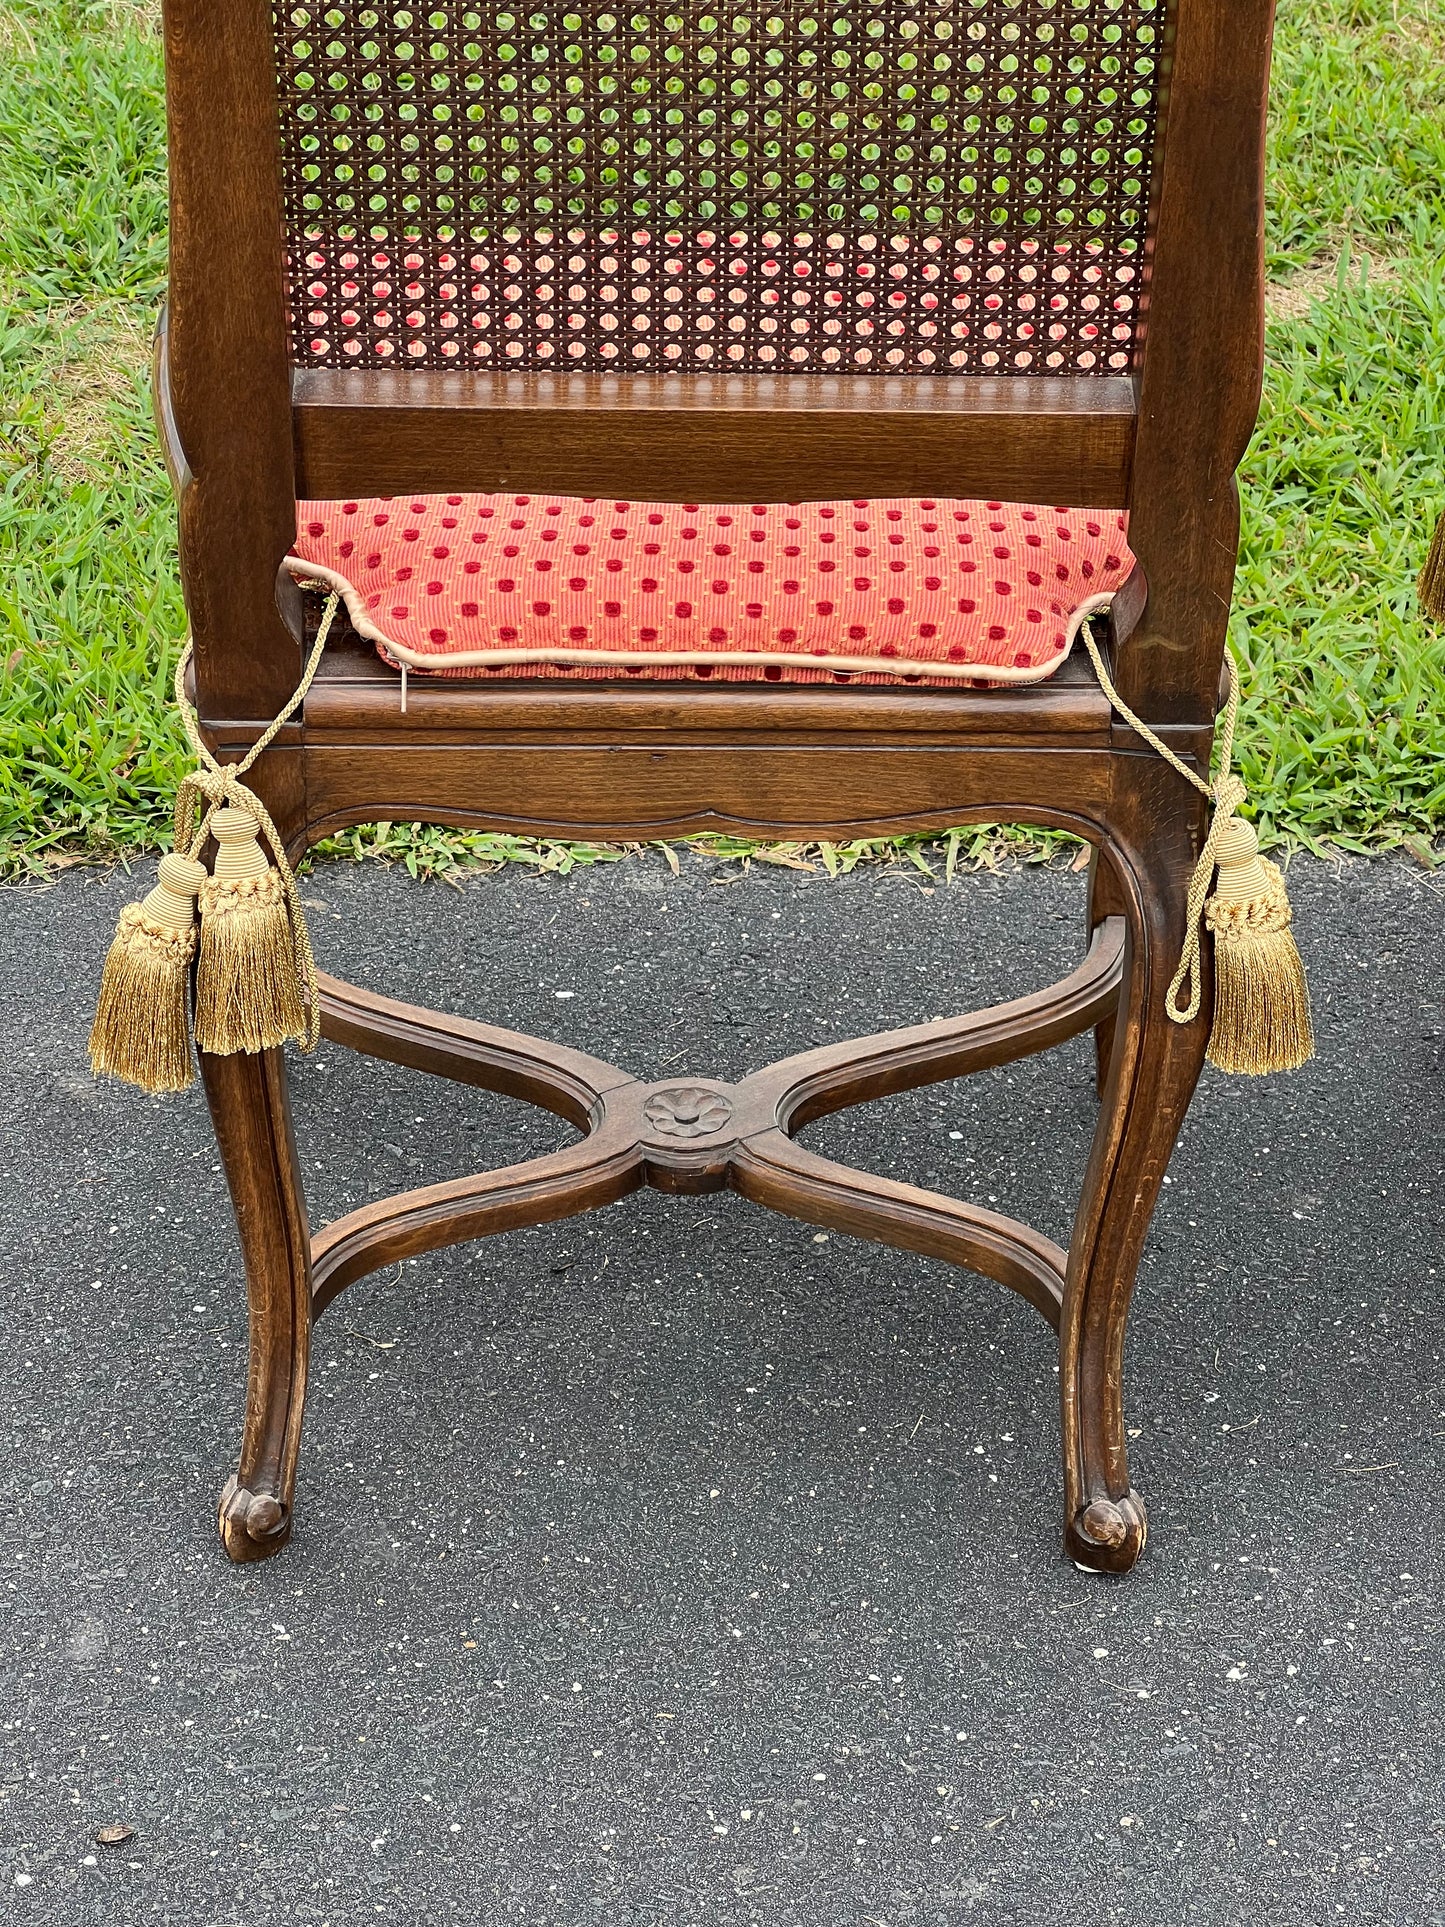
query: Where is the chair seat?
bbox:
[289,493,1132,687]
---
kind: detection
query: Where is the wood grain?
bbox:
[292,638,1119,747]
[1122,0,1278,723]
[160,0,300,717]
[295,744,1117,850]
[733,1132,1068,1330]
[311,1127,643,1313]
[292,370,1135,507]
[201,1046,311,1563]
[1059,761,1211,1572]
[752,918,1125,1131]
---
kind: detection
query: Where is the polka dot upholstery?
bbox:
[289,493,1133,686]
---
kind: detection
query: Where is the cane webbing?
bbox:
[271,1,1163,378]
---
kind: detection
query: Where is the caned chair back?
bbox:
[272,1,1163,381]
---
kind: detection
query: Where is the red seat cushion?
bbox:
[289,493,1132,686]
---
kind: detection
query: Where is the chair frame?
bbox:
[155,0,1277,1571]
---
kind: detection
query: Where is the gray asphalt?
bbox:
[2,850,1443,1924]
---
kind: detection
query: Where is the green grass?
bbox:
[1237,0,1445,852]
[0,0,1442,876]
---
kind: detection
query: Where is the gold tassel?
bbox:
[193,807,308,1056]
[89,853,207,1093]
[93,590,333,1092]
[1419,511,1445,623]
[1202,819,1314,1075]
[1078,613,1314,1076]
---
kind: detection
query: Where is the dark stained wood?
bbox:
[295,746,1116,852]
[317,970,632,1130]
[293,370,1135,507]
[311,1128,643,1313]
[201,1046,311,1563]
[753,918,1125,1131]
[308,922,1122,1320]
[208,750,1211,1578]
[160,0,300,718]
[150,305,189,499]
[1059,760,1211,1572]
[308,932,1128,1327]
[294,646,1120,748]
[1122,0,1278,724]
[151,0,1278,1572]
[733,1133,1067,1330]
[1086,846,1130,1093]
[208,628,1218,765]
[303,689,1115,750]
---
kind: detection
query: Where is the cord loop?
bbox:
[171,593,341,1052]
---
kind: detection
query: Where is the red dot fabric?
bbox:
[289,493,1132,686]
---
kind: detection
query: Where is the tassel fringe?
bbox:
[1420,511,1445,623]
[1204,856,1314,1074]
[89,593,339,1095]
[89,904,197,1093]
[195,866,309,1055]
[88,852,207,1093]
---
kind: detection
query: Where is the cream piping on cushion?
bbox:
[284,555,1116,686]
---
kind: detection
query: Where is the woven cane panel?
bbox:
[273,2,1162,377]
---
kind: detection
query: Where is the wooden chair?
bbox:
[155,0,1277,1572]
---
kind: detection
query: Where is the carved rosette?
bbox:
[642,1085,733,1140]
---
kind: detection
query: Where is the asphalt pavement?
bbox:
[2,849,1443,1924]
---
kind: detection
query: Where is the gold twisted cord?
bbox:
[171,591,342,1052]
[1078,613,1245,1026]
[160,589,1243,1046]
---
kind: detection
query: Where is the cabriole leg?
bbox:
[1061,778,1210,1572]
[201,1045,312,1563]
[1086,843,1126,1096]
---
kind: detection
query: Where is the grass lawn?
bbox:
[1,0,1442,877]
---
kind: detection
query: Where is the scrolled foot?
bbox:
[218,1476,292,1563]
[1065,1490,1148,1574]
